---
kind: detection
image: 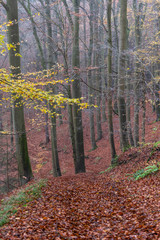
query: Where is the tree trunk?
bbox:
[45,0,61,177]
[133,0,147,146]
[118,0,129,151]
[94,0,102,141]
[107,0,117,164]
[87,0,97,150]
[72,0,85,173]
[100,0,107,122]
[112,0,119,114]
[6,0,33,185]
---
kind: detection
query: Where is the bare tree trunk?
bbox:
[141,69,146,142]
[100,0,107,122]
[5,0,33,185]
[94,0,102,141]
[126,74,134,146]
[87,0,97,150]
[45,0,61,177]
[118,0,129,151]
[72,0,85,173]
[60,0,77,164]
[107,0,117,164]
[112,0,119,114]
[133,0,147,146]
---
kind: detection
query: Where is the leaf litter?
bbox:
[0,105,160,239]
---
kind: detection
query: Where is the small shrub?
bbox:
[0,179,47,227]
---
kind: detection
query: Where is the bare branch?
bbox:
[0,0,9,11]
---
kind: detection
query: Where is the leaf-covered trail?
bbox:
[0,171,160,239]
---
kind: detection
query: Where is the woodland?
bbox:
[0,0,160,239]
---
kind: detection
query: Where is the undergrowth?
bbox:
[127,163,160,180]
[0,179,47,227]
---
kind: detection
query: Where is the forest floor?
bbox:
[0,104,160,239]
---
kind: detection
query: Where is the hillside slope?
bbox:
[0,145,160,239]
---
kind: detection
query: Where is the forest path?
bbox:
[0,167,160,239]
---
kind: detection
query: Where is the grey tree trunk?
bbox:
[126,25,134,146]
[72,0,85,173]
[88,0,97,150]
[133,0,147,146]
[118,0,129,151]
[94,0,102,141]
[126,72,134,146]
[141,69,146,142]
[107,0,117,164]
[112,0,119,114]
[5,0,33,185]
[100,0,107,122]
[60,0,77,165]
[45,0,61,177]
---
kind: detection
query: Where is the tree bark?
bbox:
[45,0,61,177]
[72,0,85,173]
[88,0,97,150]
[107,0,117,164]
[94,0,102,141]
[118,0,129,151]
[6,0,33,185]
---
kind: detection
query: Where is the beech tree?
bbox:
[107,0,117,164]
[118,0,130,151]
[0,0,33,185]
[72,0,85,173]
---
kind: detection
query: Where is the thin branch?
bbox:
[0,0,9,11]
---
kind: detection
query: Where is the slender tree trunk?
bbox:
[126,26,134,146]
[72,0,85,173]
[141,69,146,142]
[94,0,102,141]
[6,0,32,185]
[60,0,77,164]
[107,0,117,164]
[126,73,134,146]
[67,84,77,162]
[118,0,129,151]
[112,0,119,114]
[133,0,147,146]
[45,0,61,177]
[87,0,97,150]
[100,0,107,122]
